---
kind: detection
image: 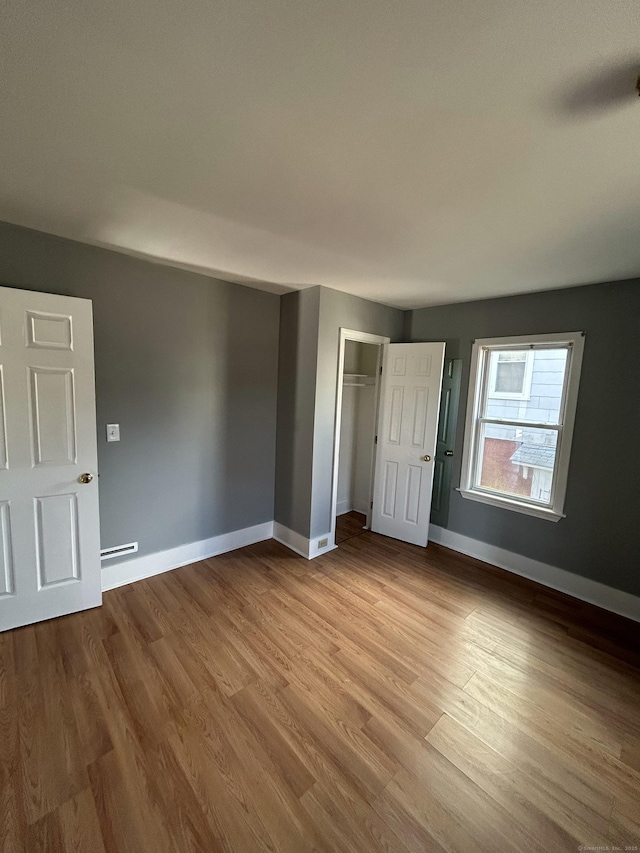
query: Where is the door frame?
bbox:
[329,328,390,548]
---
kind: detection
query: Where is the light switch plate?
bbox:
[106,423,120,442]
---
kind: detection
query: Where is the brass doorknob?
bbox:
[422,455,431,462]
[444,450,454,457]
[78,473,94,484]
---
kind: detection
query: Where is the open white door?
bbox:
[0,286,101,632]
[371,342,445,547]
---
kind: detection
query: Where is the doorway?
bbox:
[330,329,388,548]
[336,338,382,536]
[331,333,446,551]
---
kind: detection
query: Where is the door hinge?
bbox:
[380,364,383,374]
[370,501,374,509]
[374,435,378,445]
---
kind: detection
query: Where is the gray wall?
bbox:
[310,287,404,539]
[274,288,321,537]
[407,278,640,596]
[0,221,280,562]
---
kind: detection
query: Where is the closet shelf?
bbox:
[343,373,375,388]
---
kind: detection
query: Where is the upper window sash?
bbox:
[480,342,571,412]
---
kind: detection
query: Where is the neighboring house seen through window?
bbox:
[459,333,585,521]
[488,350,534,399]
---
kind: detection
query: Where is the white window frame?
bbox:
[459,332,585,522]
[487,349,534,400]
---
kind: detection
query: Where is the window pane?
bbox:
[485,348,568,425]
[495,356,526,393]
[477,424,558,504]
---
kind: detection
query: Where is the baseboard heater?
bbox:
[100,542,139,561]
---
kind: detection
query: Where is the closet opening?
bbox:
[330,329,389,549]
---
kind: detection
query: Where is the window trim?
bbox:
[459,332,585,522]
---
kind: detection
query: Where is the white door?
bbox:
[0,286,101,632]
[371,342,445,547]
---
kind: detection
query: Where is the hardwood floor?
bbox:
[335,511,367,543]
[1,529,639,852]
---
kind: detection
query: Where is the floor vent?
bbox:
[100,542,139,561]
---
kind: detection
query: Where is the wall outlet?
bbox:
[317,538,328,549]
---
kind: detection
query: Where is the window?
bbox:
[459,332,585,521]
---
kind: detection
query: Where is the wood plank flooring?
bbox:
[335,511,367,544]
[1,522,639,852]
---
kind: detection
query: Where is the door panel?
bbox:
[26,310,73,350]
[431,358,463,529]
[0,502,14,596]
[29,367,77,465]
[388,387,403,444]
[0,368,7,470]
[382,461,399,517]
[417,355,432,376]
[0,286,100,632]
[35,493,81,586]
[431,458,445,514]
[392,355,407,375]
[404,465,422,524]
[372,342,445,547]
[411,388,428,447]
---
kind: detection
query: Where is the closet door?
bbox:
[371,342,445,547]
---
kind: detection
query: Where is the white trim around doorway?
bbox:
[329,328,390,551]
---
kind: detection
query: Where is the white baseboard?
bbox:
[429,524,640,624]
[101,521,274,591]
[337,501,369,516]
[272,522,310,558]
[273,522,337,560]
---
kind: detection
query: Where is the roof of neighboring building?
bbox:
[510,443,556,470]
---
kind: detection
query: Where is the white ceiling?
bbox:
[1,1,639,309]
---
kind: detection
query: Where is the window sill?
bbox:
[457,488,564,522]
